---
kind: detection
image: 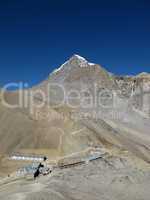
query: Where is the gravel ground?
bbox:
[0,154,150,200]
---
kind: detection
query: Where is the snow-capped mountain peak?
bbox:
[69,54,95,67]
[52,54,96,74]
[71,54,87,61]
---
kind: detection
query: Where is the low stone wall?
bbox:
[9,154,44,162]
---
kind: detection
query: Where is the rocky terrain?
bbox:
[0,152,150,200]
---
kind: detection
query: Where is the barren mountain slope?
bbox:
[0,55,150,170]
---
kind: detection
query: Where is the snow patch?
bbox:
[88,62,95,66]
[52,60,69,74]
[73,54,87,61]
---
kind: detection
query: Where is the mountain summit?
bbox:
[49,54,113,89]
[52,54,96,74]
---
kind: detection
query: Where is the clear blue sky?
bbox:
[0,0,150,87]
